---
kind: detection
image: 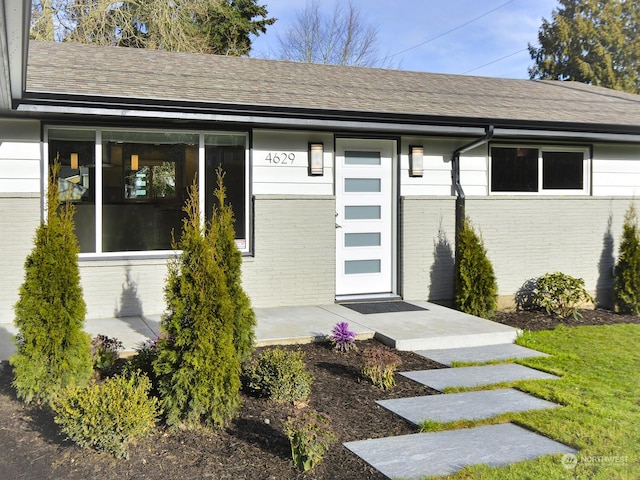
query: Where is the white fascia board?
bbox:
[0,0,30,110]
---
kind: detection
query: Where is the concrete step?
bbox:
[415,343,549,367]
[376,388,560,425]
[402,363,559,391]
[344,423,577,479]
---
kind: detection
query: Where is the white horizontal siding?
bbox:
[252,130,333,195]
[0,119,42,195]
[592,144,640,196]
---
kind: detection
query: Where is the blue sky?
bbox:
[251,0,559,79]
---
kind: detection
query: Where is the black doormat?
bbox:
[340,301,428,315]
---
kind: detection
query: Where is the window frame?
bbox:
[489,143,591,196]
[44,126,251,258]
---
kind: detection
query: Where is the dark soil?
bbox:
[1,309,638,480]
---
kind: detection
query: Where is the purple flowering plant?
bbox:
[329,321,357,352]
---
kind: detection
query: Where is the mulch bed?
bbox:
[1,308,638,480]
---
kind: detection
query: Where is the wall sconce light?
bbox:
[130,154,139,171]
[409,145,424,177]
[308,142,324,176]
[70,152,79,170]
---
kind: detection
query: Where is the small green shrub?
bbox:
[52,370,160,459]
[361,347,401,390]
[455,215,498,319]
[532,272,594,319]
[90,334,123,376]
[614,203,640,314]
[283,408,336,471]
[245,348,313,402]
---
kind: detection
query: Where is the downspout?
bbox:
[451,125,494,261]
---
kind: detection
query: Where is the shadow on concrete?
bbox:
[429,223,455,302]
[596,215,616,308]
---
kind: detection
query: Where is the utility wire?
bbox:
[384,0,516,60]
[461,47,529,74]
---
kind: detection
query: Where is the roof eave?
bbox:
[15,92,640,143]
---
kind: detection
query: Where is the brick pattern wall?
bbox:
[466,197,631,308]
[79,260,169,319]
[400,197,456,303]
[241,195,336,307]
[0,196,41,323]
[401,196,634,309]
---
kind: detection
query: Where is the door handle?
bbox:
[336,223,342,229]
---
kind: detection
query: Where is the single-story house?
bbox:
[2,8,640,322]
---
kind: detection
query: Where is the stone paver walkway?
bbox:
[376,388,559,425]
[415,343,549,367]
[345,343,575,479]
[344,423,577,479]
[401,363,559,391]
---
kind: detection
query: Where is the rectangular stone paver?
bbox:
[344,423,577,479]
[415,343,548,367]
[376,388,560,425]
[402,363,558,391]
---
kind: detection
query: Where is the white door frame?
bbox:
[335,138,397,299]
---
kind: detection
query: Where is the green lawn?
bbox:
[436,324,640,479]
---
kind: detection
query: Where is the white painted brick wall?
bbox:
[0,196,41,323]
[401,196,634,308]
[401,197,456,302]
[241,195,336,307]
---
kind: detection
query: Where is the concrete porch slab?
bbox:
[376,388,560,425]
[350,301,519,351]
[343,423,577,479]
[402,363,559,391]
[415,343,549,367]
[254,305,375,346]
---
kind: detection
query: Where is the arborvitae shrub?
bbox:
[614,203,640,314]
[210,167,256,363]
[10,162,92,404]
[52,370,160,459]
[153,181,241,430]
[455,215,498,319]
[246,348,313,402]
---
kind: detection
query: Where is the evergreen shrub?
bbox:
[532,272,593,319]
[245,348,313,402]
[614,203,640,314]
[10,162,92,404]
[153,178,242,430]
[52,370,160,459]
[455,215,498,319]
[210,167,256,363]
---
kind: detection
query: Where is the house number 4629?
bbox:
[265,152,295,165]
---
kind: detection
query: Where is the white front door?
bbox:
[335,139,396,297]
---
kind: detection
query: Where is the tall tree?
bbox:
[529,0,640,94]
[276,0,388,67]
[29,0,275,56]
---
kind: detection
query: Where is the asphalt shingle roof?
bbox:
[25,41,640,129]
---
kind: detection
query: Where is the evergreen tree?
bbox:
[614,203,640,314]
[10,162,92,405]
[529,0,640,94]
[30,0,275,55]
[153,181,241,430]
[455,215,498,319]
[210,167,256,363]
